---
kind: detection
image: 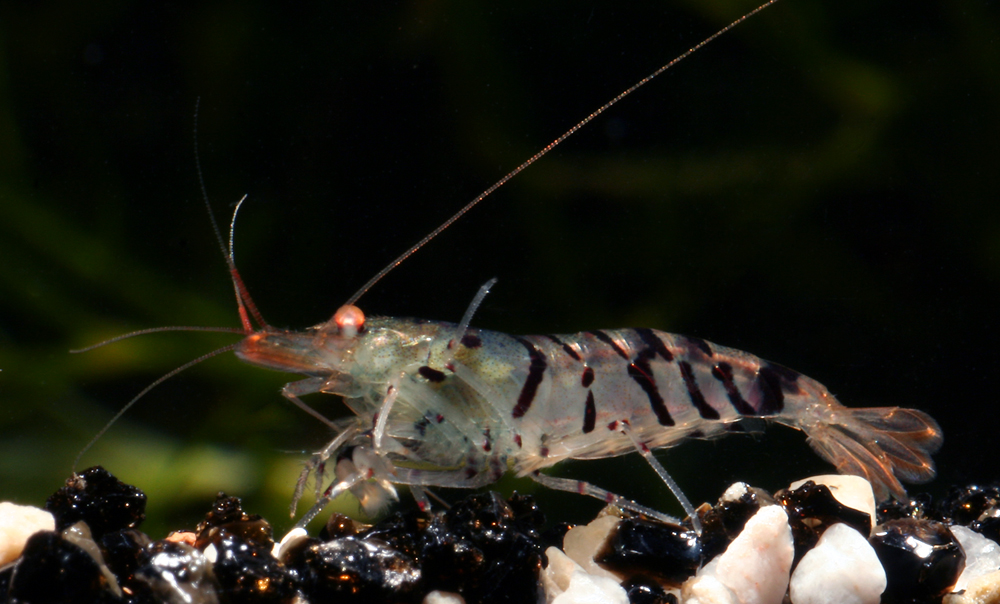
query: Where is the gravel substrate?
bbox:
[2,467,999,604]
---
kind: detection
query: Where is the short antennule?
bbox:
[194,99,267,334]
[225,195,268,332]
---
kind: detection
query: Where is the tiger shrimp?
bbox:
[237,294,941,532]
[74,0,942,533]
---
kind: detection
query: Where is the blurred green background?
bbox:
[2,0,999,537]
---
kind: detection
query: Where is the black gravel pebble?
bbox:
[878,494,935,524]
[295,536,422,603]
[696,484,768,561]
[870,518,966,603]
[0,565,11,599]
[7,531,120,604]
[595,518,700,584]
[937,484,1000,544]
[45,466,146,539]
[323,512,359,539]
[214,534,295,599]
[132,540,219,604]
[622,576,678,604]
[98,528,151,591]
[417,491,545,604]
[775,480,873,569]
[13,467,1000,604]
[353,511,423,560]
[938,484,1000,525]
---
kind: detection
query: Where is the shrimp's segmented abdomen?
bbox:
[472,327,942,500]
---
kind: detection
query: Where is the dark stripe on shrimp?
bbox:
[582,391,596,433]
[683,336,713,358]
[544,334,582,361]
[589,330,630,360]
[581,366,595,388]
[461,333,482,348]
[755,364,789,415]
[628,349,674,426]
[711,362,756,416]
[418,366,446,383]
[634,328,674,362]
[512,336,548,418]
[678,361,720,419]
[764,362,804,395]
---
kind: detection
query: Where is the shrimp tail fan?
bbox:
[804,407,943,502]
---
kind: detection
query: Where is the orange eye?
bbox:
[333,305,365,337]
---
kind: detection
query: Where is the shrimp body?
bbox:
[236,314,942,505]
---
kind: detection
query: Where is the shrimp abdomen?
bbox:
[503,327,941,500]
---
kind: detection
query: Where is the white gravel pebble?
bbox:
[944,569,1000,604]
[544,540,632,604]
[789,523,886,604]
[552,568,629,604]
[0,502,56,566]
[950,526,1000,592]
[542,546,582,601]
[715,505,794,604]
[683,575,739,604]
[685,505,793,604]
[62,521,124,598]
[423,590,466,604]
[272,527,309,561]
[561,514,622,580]
[721,483,752,503]
[788,475,876,532]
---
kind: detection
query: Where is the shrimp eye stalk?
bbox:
[333,305,365,337]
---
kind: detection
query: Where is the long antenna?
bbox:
[72,343,239,471]
[345,0,780,306]
[69,325,245,353]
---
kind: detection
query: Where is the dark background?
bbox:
[2,0,998,536]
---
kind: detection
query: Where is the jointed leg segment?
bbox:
[527,471,683,525]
